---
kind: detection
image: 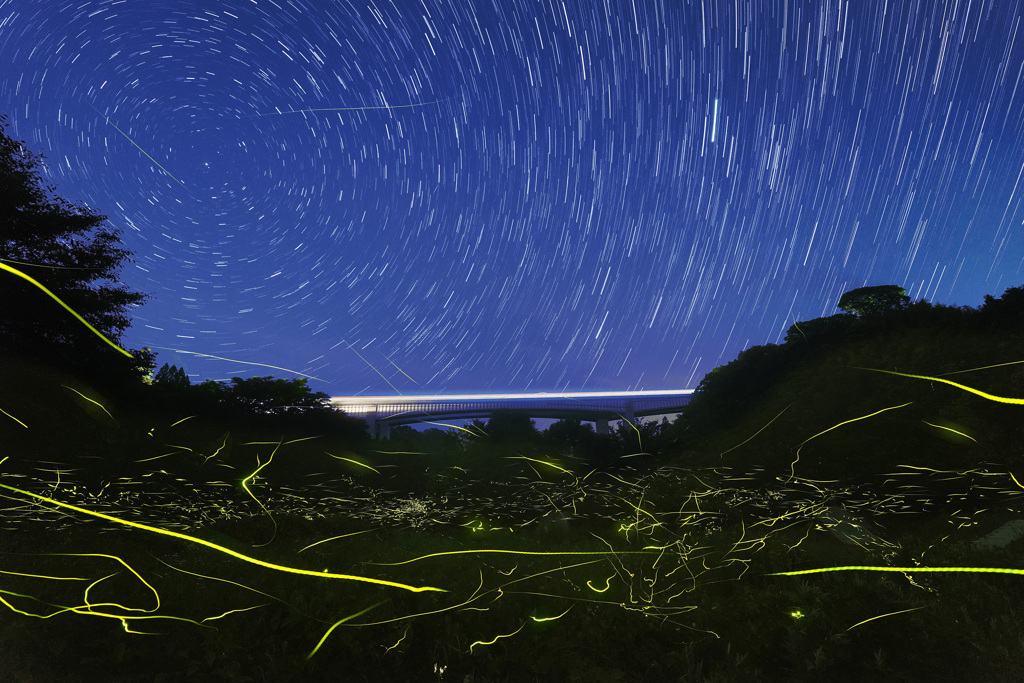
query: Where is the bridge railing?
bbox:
[329,391,693,439]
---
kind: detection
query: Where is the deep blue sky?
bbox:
[2,0,1022,396]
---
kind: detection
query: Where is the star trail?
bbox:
[1,0,1022,395]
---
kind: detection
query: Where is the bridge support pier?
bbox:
[366,410,392,439]
[596,418,609,435]
[623,401,635,424]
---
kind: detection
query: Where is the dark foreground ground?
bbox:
[5,334,1024,681]
[4,450,1024,682]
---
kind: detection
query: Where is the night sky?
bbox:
[2,0,1023,397]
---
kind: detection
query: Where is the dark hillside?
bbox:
[670,290,1024,480]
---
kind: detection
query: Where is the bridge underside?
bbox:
[362,406,685,439]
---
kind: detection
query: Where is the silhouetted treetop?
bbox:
[482,409,540,443]
[0,113,152,382]
[980,285,1024,328]
[218,376,332,415]
[837,285,910,317]
[153,363,190,388]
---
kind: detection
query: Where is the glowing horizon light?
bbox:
[331,389,695,405]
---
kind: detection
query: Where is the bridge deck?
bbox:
[330,390,693,438]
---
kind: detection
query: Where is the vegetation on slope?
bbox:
[669,286,1024,479]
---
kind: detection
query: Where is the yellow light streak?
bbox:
[87,102,185,185]
[356,561,604,629]
[0,481,445,593]
[768,565,1024,576]
[787,402,913,482]
[62,385,115,420]
[421,420,484,437]
[786,524,814,552]
[241,442,281,548]
[939,359,1024,376]
[1,408,28,428]
[155,557,322,621]
[470,621,526,653]
[202,434,230,463]
[307,602,383,659]
[720,403,792,456]
[0,587,205,630]
[620,416,643,452]
[896,464,959,473]
[846,606,926,631]
[134,452,176,463]
[150,347,324,381]
[0,569,90,581]
[298,529,378,553]
[338,339,404,394]
[506,455,573,476]
[383,352,418,384]
[370,548,653,566]
[857,366,1024,404]
[921,420,977,442]
[201,604,269,622]
[326,452,380,474]
[383,625,410,653]
[0,257,98,270]
[0,262,133,358]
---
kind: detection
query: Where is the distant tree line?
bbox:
[383,408,675,471]
[148,364,366,438]
[152,364,329,414]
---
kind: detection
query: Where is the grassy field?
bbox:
[5,333,1024,681]
[4,434,1024,681]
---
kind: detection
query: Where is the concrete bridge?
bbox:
[330,389,693,439]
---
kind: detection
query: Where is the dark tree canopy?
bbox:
[784,313,857,344]
[481,410,540,443]
[980,285,1024,328]
[544,418,594,450]
[152,363,191,389]
[213,375,331,415]
[0,114,152,381]
[837,285,910,317]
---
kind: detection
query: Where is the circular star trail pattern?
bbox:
[1,0,1023,395]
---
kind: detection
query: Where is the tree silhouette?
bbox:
[484,410,540,443]
[152,363,191,389]
[0,114,152,382]
[224,375,331,415]
[980,285,1024,328]
[544,418,594,453]
[837,285,910,317]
